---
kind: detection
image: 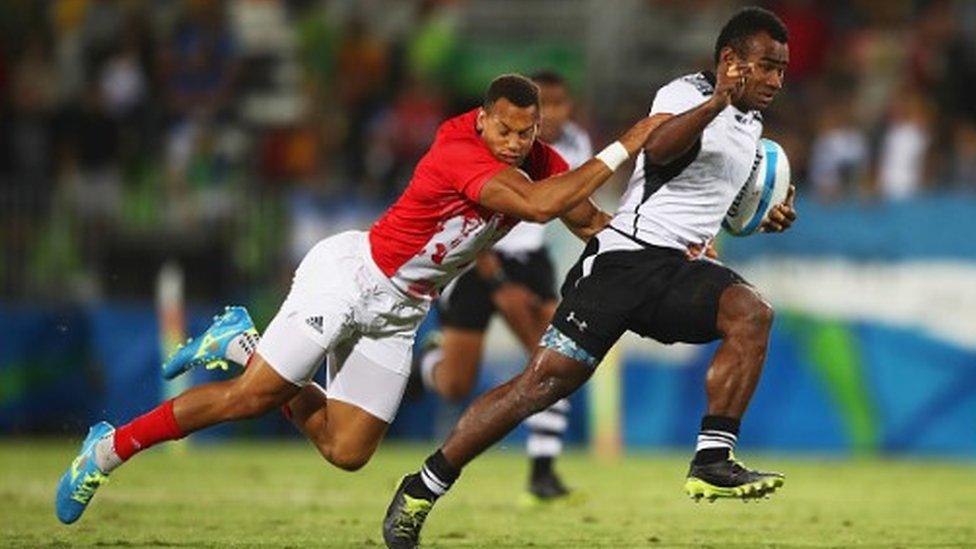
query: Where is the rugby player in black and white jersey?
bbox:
[416,70,594,503]
[385,7,798,547]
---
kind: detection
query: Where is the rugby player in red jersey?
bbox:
[55,74,660,525]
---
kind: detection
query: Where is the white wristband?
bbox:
[594,141,630,172]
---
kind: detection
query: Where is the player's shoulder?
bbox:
[658,71,716,98]
[431,109,480,146]
[528,140,569,177]
[533,138,560,156]
[648,71,716,115]
[427,110,491,159]
[534,138,569,164]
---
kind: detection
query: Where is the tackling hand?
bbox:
[686,239,719,260]
[619,115,668,156]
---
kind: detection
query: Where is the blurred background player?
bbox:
[383,8,798,547]
[416,70,593,503]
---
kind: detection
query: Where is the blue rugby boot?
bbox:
[55,421,114,524]
[161,306,259,380]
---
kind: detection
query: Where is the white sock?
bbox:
[420,348,444,392]
[420,463,451,497]
[225,330,260,366]
[695,429,738,453]
[525,398,570,458]
[527,432,564,457]
[94,434,123,473]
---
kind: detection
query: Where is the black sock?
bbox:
[404,449,460,501]
[692,415,740,465]
[531,457,554,481]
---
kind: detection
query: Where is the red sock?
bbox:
[113,399,185,461]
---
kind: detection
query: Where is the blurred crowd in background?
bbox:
[1,0,975,309]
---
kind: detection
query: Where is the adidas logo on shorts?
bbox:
[306,316,324,334]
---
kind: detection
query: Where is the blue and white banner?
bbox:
[619,194,976,456]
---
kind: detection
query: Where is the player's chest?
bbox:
[702,112,762,188]
[437,201,514,244]
[423,205,513,268]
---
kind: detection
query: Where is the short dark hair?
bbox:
[714,7,788,63]
[529,69,567,88]
[484,74,540,110]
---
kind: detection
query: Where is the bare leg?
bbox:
[534,300,559,344]
[93,353,299,474]
[705,284,774,418]
[513,298,571,491]
[441,348,593,468]
[172,353,300,433]
[427,294,573,489]
[429,290,554,402]
[496,293,549,351]
[684,284,785,499]
[284,385,390,471]
[430,291,551,402]
[430,328,485,401]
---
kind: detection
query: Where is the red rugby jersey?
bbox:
[368,108,568,298]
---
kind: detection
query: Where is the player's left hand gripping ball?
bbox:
[761,184,797,233]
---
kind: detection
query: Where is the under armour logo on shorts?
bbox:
[306,316,324,334]
[566,311,588,332]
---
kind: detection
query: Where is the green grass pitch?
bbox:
[3,439,974,547]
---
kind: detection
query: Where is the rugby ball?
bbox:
[723,138,790,236]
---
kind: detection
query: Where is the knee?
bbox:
[750,301,775,334]
[721,286,775,340]
[325,440,373,472]
[516,370,576,415]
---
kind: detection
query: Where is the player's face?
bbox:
[736,31,789,111]
[477,99,540,165]
[538,83,572,143]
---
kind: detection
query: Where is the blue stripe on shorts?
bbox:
[539,325,598,367]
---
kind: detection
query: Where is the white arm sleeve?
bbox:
[650,79,709,116]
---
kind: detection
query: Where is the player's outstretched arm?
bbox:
[645,57,752,165]
[477,116,661,223]
[559,198,612,241]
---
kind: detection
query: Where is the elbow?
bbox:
[530,205,561,223]
[520,199,560,223]
[519,187,563,223]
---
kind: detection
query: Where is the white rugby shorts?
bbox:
[256,231,429,422]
